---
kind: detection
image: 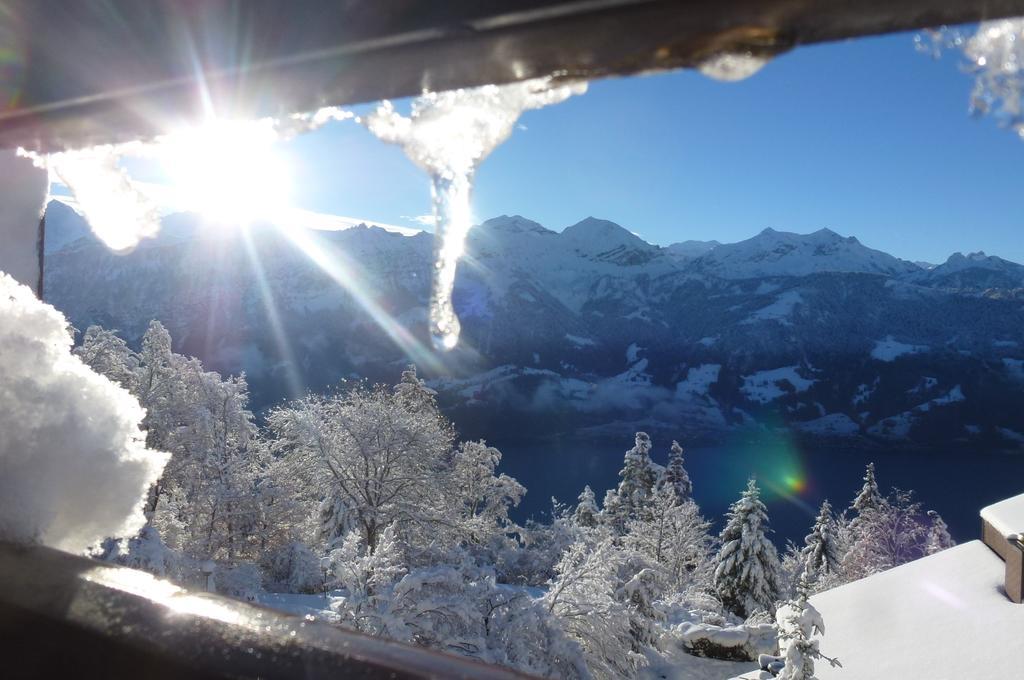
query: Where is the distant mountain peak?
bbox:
[560,217,660,266]
[691,226,918,279]
[480,215,552,234]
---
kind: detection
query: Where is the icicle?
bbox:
[22,145,161,253]
[698,52,770,82]
[364,77,587,350]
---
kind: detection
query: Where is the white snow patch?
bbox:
[852,380,877,406]
[868,386,965,438]
[565,333,597,347]
[743,290,803,325]
[675,364,721,400]
[626,342,643,364]
[870,336,928,362]
[1003,358,1024,380]
[0,274,168,552]
[741,366,815,404]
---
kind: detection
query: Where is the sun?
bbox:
[159,119,292,225]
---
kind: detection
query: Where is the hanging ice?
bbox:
[698,52,770,82]
[917,19,1024,140]
[364,76,587,351]
[21,107,355,253]
[964,19,1024,138]
[23,144,162,253]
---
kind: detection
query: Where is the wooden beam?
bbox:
[1,0,1023,152]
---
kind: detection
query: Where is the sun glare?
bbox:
[159,119,292,225]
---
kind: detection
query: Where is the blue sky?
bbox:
[267,31,1020,264]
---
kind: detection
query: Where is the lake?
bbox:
[496,434,1024,546]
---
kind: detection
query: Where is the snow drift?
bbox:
[0,273,168,552]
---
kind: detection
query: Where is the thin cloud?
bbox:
[402,214,436,227]
[50,180,424,237]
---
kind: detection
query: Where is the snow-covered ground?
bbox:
[741,366,815,404]
[811,540,1024,679]
[980,492,1024,540]
[256,591,341,621]
[870,336,928,362]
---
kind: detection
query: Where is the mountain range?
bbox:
[42,200,1024,448]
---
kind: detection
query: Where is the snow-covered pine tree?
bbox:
[802,500,841,580]
[659,440,693,504]
[607,432,659,529]
[774,569,840,680]
[572,485,600,528]
[851,462,882,516]
[713,478,781,618]
[601,488,627,535]
[393,363,438,413]
[924,509,956,555]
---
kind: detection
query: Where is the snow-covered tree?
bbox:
[603,432,660,532]
[74,325,138,389]
[393,363,438,412]
[801,500,841,580]
[625,485,713,589]
[774,571,840,680]
[659,440,693,504]
[842,489,928,580]
[924,510,956,555]
[572,485,600,528]
[714,478,781,618]
[544,536,646,678]
[446,440,525,548]
[850,462,882,516]
[268,380,455,556]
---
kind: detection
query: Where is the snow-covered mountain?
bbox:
[687,227,921,279]
[664,239,720,263]
[909,251,1024,291]
[42,201,1024,448]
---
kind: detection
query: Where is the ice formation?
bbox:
[22,106,354,253]
[698,52,769,82]
[917,19,1024,139]
[0,273,168,552]
[364,77,587,350]
[25,144,162,253]
[964,19,1024,138]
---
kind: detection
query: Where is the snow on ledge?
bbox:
[981,492,1024,540]
[0,274,168,552]
[810,541,1023,679]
